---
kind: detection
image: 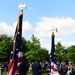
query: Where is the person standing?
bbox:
[17,61,29,75]
[32,61,42,75]
[59,62,68,75]
[72,63,75,75]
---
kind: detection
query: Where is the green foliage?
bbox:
[22,37,29,60]
[25,34,49,62]
[55,42,75,62]
[1,34,75,63]
[0,34,13,62]
[55,42,68,62]
[0,34,49,62]
[67,45,75,61]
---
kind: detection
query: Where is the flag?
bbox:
[49,32,58,75]
[8,9,23,75]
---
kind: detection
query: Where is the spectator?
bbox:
[59,62,68,75]
[32,61,42,75]
[17,61,29,75]
[72,63,75,75]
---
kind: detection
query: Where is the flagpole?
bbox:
[49,25,58,75]
[17,3,27,66]
[13,3,27,52]
[8,3,27,75]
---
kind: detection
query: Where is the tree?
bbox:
[67,45,75,61]
[25,34,49,62]
[22,37,29,60]
[0,34,13,62]
[55,42,67,62]
[0,34,49,62]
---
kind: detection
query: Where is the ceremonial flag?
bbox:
[8,9,23,75]
[49,32,58,75]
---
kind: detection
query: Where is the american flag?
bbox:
[8,10,23,75]
[49,33,58,75]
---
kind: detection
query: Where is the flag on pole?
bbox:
[8,8,24,75]
[49,32,58,75]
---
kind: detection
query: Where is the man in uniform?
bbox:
[32,61,42,75]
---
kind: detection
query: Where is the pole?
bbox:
[0,67,2,75]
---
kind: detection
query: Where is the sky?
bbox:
[0,0,75,53]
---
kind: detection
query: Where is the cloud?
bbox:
[0,22,15,35]
[22,21,32,35]
[34,17,75,37]
[56,38,75,48]
[0,17,75,52]
[34,17,75,52]
[0,21,32,36]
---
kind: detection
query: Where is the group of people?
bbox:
[45,61,75,75]
[17,61,42,75]
[16,60,75,75]
[56,61,75,75]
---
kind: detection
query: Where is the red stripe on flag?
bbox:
[53,68,57,71]
[12,64,17,75]
[51,65,54,70]
[8,58,14,74]
[18,57,23,62]
[51,64,57,72]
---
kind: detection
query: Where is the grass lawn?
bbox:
[3,71,48,75]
